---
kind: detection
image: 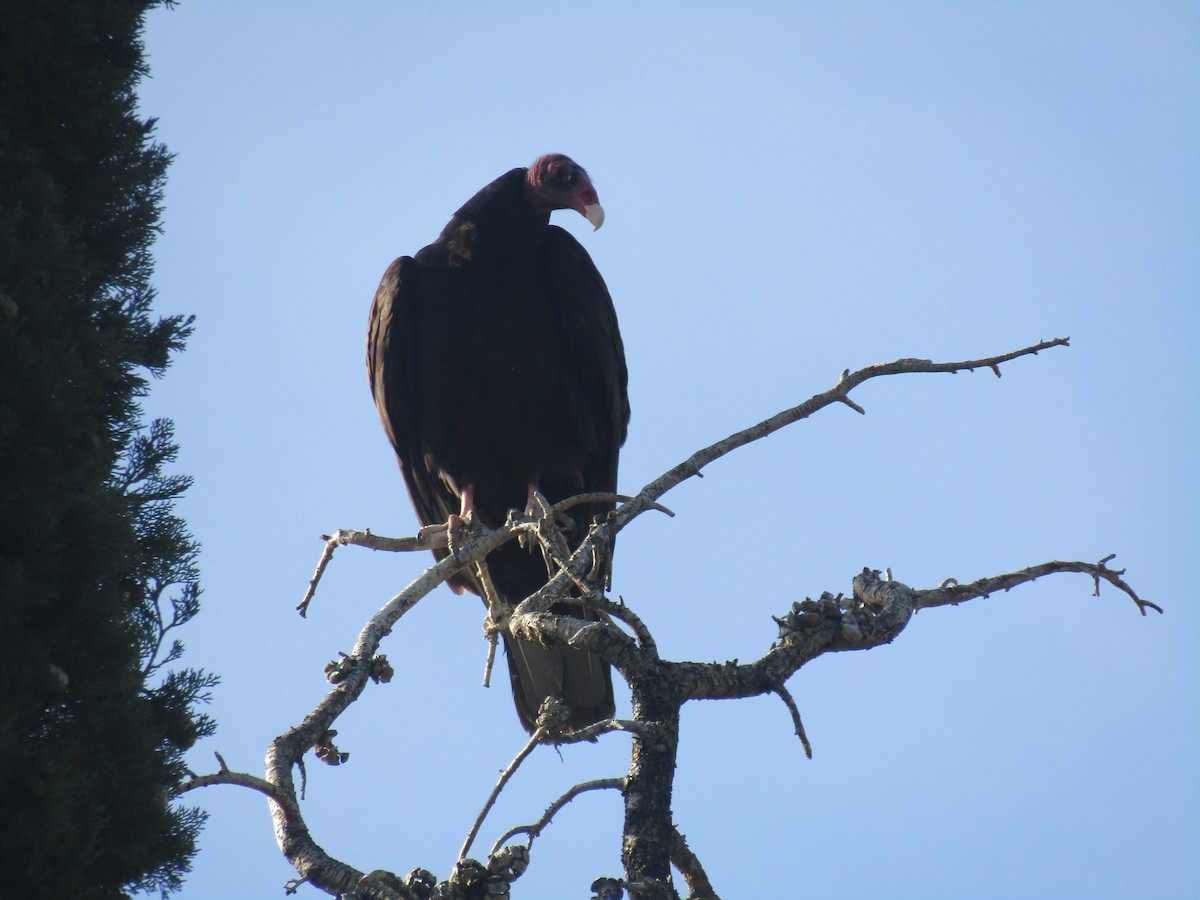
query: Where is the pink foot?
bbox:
[525,479,541,515]
[459,483,476,519]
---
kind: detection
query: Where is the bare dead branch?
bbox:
[298,527,450,616]
[501,341,1078,675]
[914,554,1161,615]
[671,827,719,900]
[481,629,499,688]
[608,338,1069,533]
[179,765,289,806]
[550,717,662,747]
[459,728,547,862]
[475,557,504,688]
[264,524,527,897]
[297,534,341,617]
[554,491,675,518]
[255,335,1161,898]
[668,555,1152,710]
[488,778,627,858]
[770,684,812,759]
[333,526,447,554]
[589,593,659,658]
[509,608,649,681]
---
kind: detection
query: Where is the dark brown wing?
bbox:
[367,255,464,582]
[540,224,630,562]
[490,225,628,731]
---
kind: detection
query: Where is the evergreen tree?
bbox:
[0,2,214,896]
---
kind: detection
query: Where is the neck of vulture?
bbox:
[442,168,545,267]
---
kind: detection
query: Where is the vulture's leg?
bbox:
[518,480,541,550]
[523,480,540,517]
[459,483,476,519]
[526,482,572,563]
[445,482,477,556]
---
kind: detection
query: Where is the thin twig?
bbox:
[915,555,1161,615]
[297,534,341,617]
[298,527,450,616]
[770,684,812,759]
[589,594,659,658]
[608,338,1070,534]
[481,632,499,688]
[549,717,660,747]
[554,492,675,518]
[459,728,547,861]
[332,527,448,554]
[488,778,626,858]
[179,768,291,805]
[475,557,505,688]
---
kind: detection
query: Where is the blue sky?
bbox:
[137,3,1198,897]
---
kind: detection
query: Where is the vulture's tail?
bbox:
[501,601,615,733]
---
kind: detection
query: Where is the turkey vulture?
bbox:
[367,154,630,733]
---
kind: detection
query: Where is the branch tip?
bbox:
[771,685,813,759]
[460,727,545,861]
[489,778,625,860]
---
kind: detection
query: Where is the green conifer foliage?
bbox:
[0,2,215,896]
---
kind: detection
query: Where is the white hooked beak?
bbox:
[583,202,605,231]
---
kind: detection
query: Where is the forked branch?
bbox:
[916,554,1161,615]
[189,337,1159,899]
[607,337,1070,532]
[489,778,627,859]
